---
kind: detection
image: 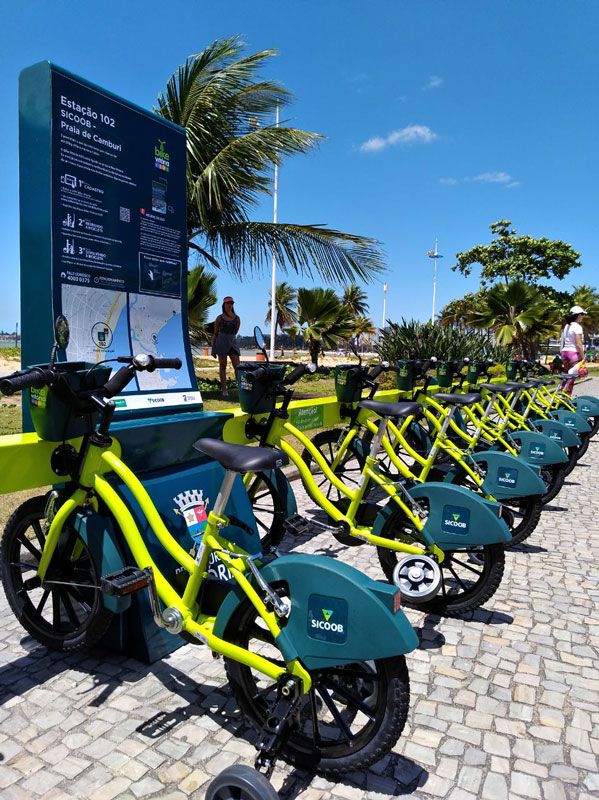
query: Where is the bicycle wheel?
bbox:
[376,507,505,617]
[301,429,364,504]
[224,595,410,776]
[0,496,113,652]
[245,472,285,551]
[539,464,566,505]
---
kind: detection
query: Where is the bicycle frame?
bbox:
[259,413,436,557]
[36,438,312,691]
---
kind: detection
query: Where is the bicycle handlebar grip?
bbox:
[246,367,268,384]
[0,367,53,396]
[369,365,385,380]
[284,364,307,385]
[104,365,136,398]
[149,357,182,371]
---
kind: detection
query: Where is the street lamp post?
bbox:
[427,240,443,323]
[269,103,280,362]
[381,283,388,334]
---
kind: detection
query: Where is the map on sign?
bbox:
[62,286,193,393]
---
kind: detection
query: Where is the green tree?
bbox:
[266,281,298,355]
[453,220,581,286]
[352,315,376,351]
[156,37,383,283]
[342,284,369,316]
[187,263,217,344]
[571,284,599,335]
[297,288,355,364]
[438,291,484,328]
[469,280,561,358]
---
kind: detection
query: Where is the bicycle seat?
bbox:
[527,377,554,387]
[193,438,288,473]
[479,382,513,394]
[557,373,577,380]
[358,399,422,419]
[432,392,482,406]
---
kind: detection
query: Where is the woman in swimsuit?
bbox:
[211,296,241,396]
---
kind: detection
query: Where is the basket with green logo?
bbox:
[28,362,112,441]
[235,363,286,414]
[334,365,364,404]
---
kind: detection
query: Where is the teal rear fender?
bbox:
[508,430,568,465]
[72,510,131,613]
[550,409,592,434]
[213,554,418,671]
[263,467,297,518]
[530,419,581,447]
[401,481,511,550]
[575,396,599,417]
[456,450,546,499]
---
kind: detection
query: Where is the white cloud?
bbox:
[423,75,444,90]
[440,171,520,189]
[472,171,514,184]
[360,125,438,153]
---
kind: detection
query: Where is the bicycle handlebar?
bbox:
[0,367,56,396]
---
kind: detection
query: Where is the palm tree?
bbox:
[265,281,297,355]
[572,284,599,335]
[439,292,481,328]
[352,316,376,351]
[188,263,217,344]
[297,288,355,364]
[155,37,383,283]
[342,284,369,316]
[469,281,560,359]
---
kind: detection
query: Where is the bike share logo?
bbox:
[548,429,563,442]
[441,505,470,534]
[528,443,546,459]
[154,139,170,172]
[497,467,518,487]
[174,489,210,542]
[307,594,348,643]
[581,404,591,413]
[565,418,576,428]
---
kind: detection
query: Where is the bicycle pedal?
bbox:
[101,567,150,597]
[283,513,313,537]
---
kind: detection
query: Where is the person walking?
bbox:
[211,296,241,397]
[560,305,586,394]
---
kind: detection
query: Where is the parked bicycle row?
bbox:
[0,318,596,800]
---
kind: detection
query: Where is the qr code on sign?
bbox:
[119,207,130,222]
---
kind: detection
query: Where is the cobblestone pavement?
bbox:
[1,381,598,799]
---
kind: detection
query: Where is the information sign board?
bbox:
[19,62,201,415]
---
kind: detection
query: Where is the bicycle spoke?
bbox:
[18,535,42,562]
[35,588,51,616]
[320,678,375,719]
[316,685,354,743]
[451,557,484,576]
[32,520,46,550]
[309,688,323,746]
[51,591,62,630]
[445,565,469,593]
[60,589,81,628]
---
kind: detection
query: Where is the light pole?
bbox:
[381,283,388,335]
[427,239,443,323]
[269,103,280,361]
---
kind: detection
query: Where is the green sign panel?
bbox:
[290,404,324,431]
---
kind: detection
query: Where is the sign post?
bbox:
[19,62,201,429]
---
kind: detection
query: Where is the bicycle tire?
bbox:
[224,595,410,775]
[245,471,285,551]
[0,495,113,652]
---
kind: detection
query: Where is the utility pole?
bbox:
[269,103,280,362]
[381,283,388,335]
[427,240,443,323]
[15,322,18,349]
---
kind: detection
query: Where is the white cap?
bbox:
[570,305,587,315]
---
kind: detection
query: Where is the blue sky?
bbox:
[1,0,598,336]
